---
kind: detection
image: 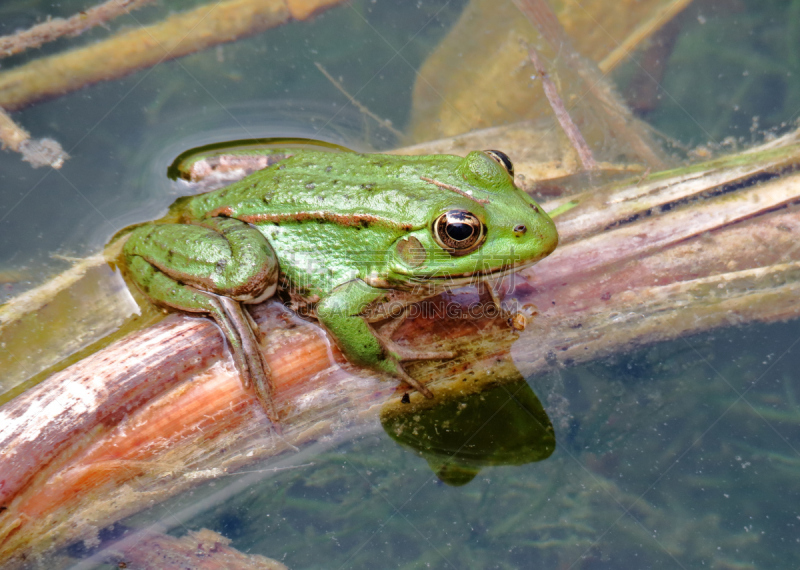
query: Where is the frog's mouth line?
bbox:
[407,257,542,286]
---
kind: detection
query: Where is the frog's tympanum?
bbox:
[122,148,558,423]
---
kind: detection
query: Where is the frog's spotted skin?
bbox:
[123,148,558,424]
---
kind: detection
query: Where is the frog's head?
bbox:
[386,150,558,288]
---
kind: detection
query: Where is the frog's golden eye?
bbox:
[433,210,486,256]
[483,150,514,179]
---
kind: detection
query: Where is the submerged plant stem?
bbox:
[512,0,667,169]
[598,0,695,73]
[528,46,597,171]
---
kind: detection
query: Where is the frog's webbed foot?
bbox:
[392,363,435,399]
[213,296,279,426]
[375,306,455,362]
[370,309,452,400]
[392,345,457,362]
[154,287,280,427]
[381,338,452,399]
[478,280,529,329]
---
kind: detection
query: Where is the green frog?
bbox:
[122,147,558,423]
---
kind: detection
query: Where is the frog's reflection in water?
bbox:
[381,376,555,486]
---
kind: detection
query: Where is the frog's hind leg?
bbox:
[216,295,278,423]
[124,219,280,424]
[126,256,278,424]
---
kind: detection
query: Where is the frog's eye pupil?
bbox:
[433,210,486,256]
[447,222,474,242]
[483,150,514,178]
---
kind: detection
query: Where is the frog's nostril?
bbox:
[514,224,527,235]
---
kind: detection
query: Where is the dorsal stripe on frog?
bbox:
[207,207,413,231]
[419,176,490,205]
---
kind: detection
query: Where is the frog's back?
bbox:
[184,150,467,230]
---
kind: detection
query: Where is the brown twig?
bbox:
[512,0,667,169]
[0,0,157,59]
[528,46,598,171]
[314,62,404,139]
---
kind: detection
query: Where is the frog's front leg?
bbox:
[316,280,451,399]
[124,217,280,423]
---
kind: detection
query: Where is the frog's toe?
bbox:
[215,297,281,430]
[381,336,455,362]
[392,346,456,362]
[394,365,434,399]
[248,361,281,429]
